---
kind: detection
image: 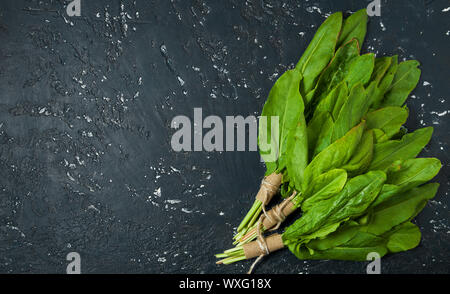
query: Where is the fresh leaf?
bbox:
[302,121,365,190]
[292,227,388,261]
[372,128,389,143]
[381,60,421,107]
[296,12,343,97]
[371,56,399,109]
[314,82,349,121]
[284,171,386,242]
[345,53,375,90]
[306,39,360,107]
[258,69,304,172]
[379,56,399,89]
[305,221,361,251]
[285,104,309,191]
[341,130,374,177]
[300,169,348,211]
[362,183,439,235]
[309,83,349,156]
[370,57,393,85]
[386,158,441,187]
[384,222,421,253]
[310,112,335,157]
[289,221,421,261]
[331,83,371,142]
[371,158,441,206]
[337,9,368,48]
[369,127,433,171]
[365,106,409,139]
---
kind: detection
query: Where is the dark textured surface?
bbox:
[0,0,448,274]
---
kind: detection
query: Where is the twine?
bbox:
[247,215,269,274]
[262,191,297,231]
[260,178,279,202]
[258,176,281,232]
[247,191,297,274]
[268,191,297,231]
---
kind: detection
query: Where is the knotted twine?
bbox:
[245,232,284,274]
[256,173,283,206]
[261,191,297,231]
[246,191,297,274]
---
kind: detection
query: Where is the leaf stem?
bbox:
[237,199,262,232]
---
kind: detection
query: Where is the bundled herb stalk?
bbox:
[234,10,369,241]
[217,9,441,272]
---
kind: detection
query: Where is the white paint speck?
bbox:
[67,172,76,182]
[177,76,185,86]
[306,6,322,14]
[87,205,100,213]
[6,225,25,238]
[431,110,448,117]
[84,115,92,123]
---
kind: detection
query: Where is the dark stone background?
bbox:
[0,0,448,274]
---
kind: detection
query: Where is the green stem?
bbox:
[224,246,243,254]
[239,226,260,245]
[237,200,262,232]
[222,255,246,265]
[247,205,262,228]
[233,229,246,241]
[216,247,246,265]
[215,253,228,258]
